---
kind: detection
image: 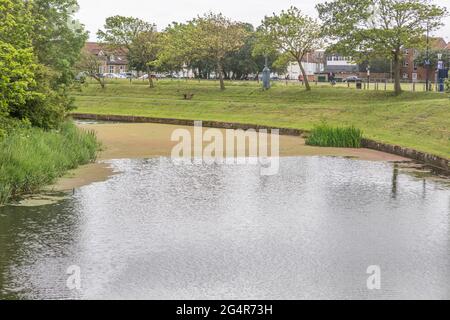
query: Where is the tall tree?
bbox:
[0,0,36,118]
[76,49,107,89]
[128,30,161,88]
[97,16,157,87]
[162,13,248,90]
[31,0,88,87]
[260,7,324,91]
[317,0,447,95]
[194,13,248,89]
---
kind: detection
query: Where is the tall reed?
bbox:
[306,123,363,148]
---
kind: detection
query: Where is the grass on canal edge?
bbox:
[306,123,363,148]
[0,122,99,204]
[72,79,450,159]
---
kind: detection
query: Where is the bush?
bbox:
[0,121,99,204]
[306,123,363,148]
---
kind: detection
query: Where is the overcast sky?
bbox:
[77,0,450,42]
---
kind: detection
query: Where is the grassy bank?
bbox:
[72,79,450,159]
[0,122,99,204]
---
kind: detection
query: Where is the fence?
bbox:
[276,79,448,93]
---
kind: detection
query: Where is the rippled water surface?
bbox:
[0,157,449,300]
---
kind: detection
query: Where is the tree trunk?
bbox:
[94,75,105,89]
[146,66,154,88]
[298,59,311,91]
[217,62,225,90]
[393,51,402,95]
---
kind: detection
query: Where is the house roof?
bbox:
[84,42,104,55]
[84,42,129,64]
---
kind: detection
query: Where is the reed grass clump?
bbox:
[306,123,363,148]
[0,121,99,204]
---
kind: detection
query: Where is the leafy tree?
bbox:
[156,23,191,76]
[128,30,161,88]
[162,13,248,90]
[317,0,447,95]
[31,0,88,88]
[77,49,107,89]
[259,7,324,91]
[0,0,36,118]
[98,16,157,87]
[0,0,34,49]
[415,49,450,72]
[1,0,87,129]
[222,24,258,80]
[0,43,37,117]
[194,13,248,89]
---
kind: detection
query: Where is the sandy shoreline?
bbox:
[50,122,409,191]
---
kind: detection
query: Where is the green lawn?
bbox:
[72,79,450,159]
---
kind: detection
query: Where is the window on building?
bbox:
[403,73,409,79]
[403,61,409,67]
[403,49,409,55]
[120,66,124,72]
[109,65,114,74]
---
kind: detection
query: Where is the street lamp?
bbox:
[425,20,430,91]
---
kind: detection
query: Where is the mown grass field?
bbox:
[72,79,450,158]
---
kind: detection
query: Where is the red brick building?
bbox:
[401,38,447,81]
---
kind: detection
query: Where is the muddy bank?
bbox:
[78,122,408,161]
[51,122,409,192]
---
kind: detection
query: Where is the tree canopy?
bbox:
[259,7,324,91]
[317,0,447,94]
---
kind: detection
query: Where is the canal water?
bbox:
[0,157,449,300]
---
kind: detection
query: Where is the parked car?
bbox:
[120,72,135,79]
[103,73,125,79]
[343,76,362,83]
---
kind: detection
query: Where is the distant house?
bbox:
[401,37,448,81]
[84,42,129,74]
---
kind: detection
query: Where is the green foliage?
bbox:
[259,7,324,91]
[0,0,34,49]
[317,0,447,95]
[0,121,98,204]
[31,0,88,86]
[306,123,363,148]
[0,0,87,129]
[415,49,450,70]
[0,42,37,116]
[160,13,249,90]
[97,16,155,49]
[98,16,158,87]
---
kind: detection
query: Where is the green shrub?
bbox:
[306,123,363,148]
[0,121,99,204]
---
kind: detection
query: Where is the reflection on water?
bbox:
[0,157,449,300]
